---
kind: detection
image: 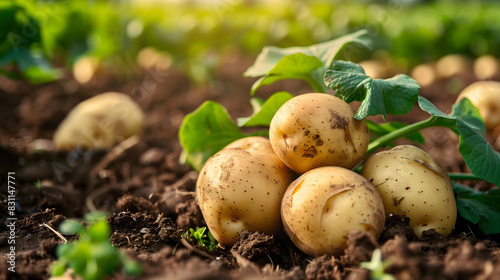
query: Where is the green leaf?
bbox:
[366,120,425,144]
[418,96,500,187]
[324,60,420,120]
[245,29,371,77]
[50,261,68,277]
[454,183,500,234]
[89,220,110,243]
[179,101,247,171]
[123,259,142,276]
[84,211,108,223]
[237,91,293,127]
[449,97,485,135]
[249,53,323,94]
[245,30,372,94]
[59,220,84,235]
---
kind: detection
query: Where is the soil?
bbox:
[0,54,499,280]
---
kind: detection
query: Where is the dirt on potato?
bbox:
[0,55,499,280]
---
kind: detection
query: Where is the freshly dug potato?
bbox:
[456,81,500,130]
[196,137,294,246]
[269,93,369,174]
[281,166,385,256]
[361,145,457,238]
[53,92,144,150]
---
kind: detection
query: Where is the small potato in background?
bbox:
[53,92,144,150]
[281,166,385,256]
[457,81,500,131]
[361,145,457,238]
[474,55,500,81]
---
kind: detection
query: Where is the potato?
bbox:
[456,81,500,131]
[358,59,397,79]
[196,137,294,246]
[473,55,500,80]
[53,92,144,150]
[361,145,457,238]
[410,62,437,87]
[435,54,472,79]
[269,93,369,174]
[281,166,385,256]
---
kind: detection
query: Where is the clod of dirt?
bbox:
[108,211,180,253]
[144,247,231,280]
[305,255,343,280]
[340,231,379,267]
[0,209,67,280]
[175,198,204,229]
[444,240,497,279]
[231,230,282,267]
[116,194,157,216]
[379,214,418,243]
[153,171,200,228]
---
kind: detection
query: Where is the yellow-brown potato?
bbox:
[473,55,500,80]
[53,92,144,150]
[269,93,369,174]
[410,62,437,87]
[361,145,457,238]
[456,81,500,131]
[196,137,294,246]
[435,54,472,79]
[281,166,385,256]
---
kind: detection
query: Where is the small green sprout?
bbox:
[185,227,217,251]
[34,180,41,189]
[360,249,395,280]
[50,211,142,280]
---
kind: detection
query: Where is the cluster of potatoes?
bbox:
[196,93,458,256]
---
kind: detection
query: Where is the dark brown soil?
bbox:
[0,54,499,280]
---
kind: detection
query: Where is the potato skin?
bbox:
[281,166,385,256]
[361,145,457,238]
[457,81,500,131]
[53,92,144,150]
[196,137,294,246]
[269,93,369,174]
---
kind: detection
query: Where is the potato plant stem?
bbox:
[367,116,439,155]
[448,173,482,181]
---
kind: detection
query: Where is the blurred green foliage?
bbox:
[1,0,500,84]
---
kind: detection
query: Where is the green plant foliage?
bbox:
[178,101,250,172]
[186,227,217,251]
[324,60,420,120]
[245,30,372,94]
[365,120,425,144]
[0,2,60,83]
[237,91,293,127]
[453,183,500,235]
[50,213,142,280]
[360,249,395,280]
[417,97,499,187]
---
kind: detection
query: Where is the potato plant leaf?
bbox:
[249,53,323,94]
[453,183,500,235]
[245,29,372,94]
[324,60,420,120]
[179,101,248,171]
[237,91,293,127]
[418,96,499,187]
